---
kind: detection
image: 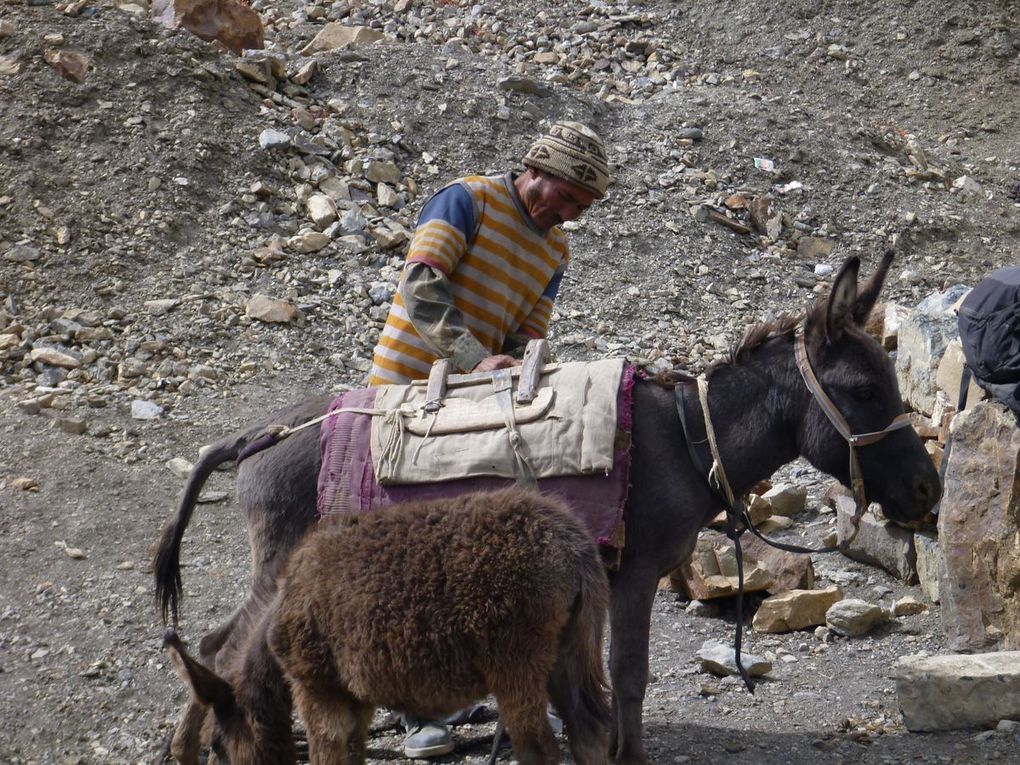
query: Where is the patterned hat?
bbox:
[523,121,610,199]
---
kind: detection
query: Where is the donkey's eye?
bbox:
[852,385,876,402]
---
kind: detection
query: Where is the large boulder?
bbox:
[896,652,1020,731]
[894,286,969,416]
[938,401,1020,650]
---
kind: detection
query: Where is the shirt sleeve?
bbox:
[400,261,490,373]
[406,183,478,274]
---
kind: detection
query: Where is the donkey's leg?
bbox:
[607,564,659,765]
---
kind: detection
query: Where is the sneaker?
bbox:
[403,718,454,759]
[547,707,564,735]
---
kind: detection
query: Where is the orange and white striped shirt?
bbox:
[369,173,569,385]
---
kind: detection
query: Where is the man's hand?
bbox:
[471,355,520,373]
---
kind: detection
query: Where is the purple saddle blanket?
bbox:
[316,365,636,562]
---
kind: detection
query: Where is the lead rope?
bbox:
[689,377,754,693]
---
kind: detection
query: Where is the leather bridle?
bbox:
[793,328,913,533]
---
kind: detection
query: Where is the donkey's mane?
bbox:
[654,312,803,387]
[726,312,803,366]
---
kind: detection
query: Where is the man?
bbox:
[366,121,610,758]
[369,120,610,386]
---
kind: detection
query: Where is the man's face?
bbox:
[519,170,597,231]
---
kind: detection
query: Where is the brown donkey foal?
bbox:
[165,487,611,765]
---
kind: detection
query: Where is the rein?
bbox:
[675,327,915,692]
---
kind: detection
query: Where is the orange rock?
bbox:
[152,0,264,55]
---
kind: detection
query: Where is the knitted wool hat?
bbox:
[522,121,610,199]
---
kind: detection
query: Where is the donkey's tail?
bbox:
[550,546,611,763]
[152,431,252,627]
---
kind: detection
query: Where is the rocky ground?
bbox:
[1,0,1019,763]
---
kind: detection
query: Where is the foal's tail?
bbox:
[551,546,611,762]
[152,433,248,626]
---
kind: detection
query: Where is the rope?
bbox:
[697,376,736,506]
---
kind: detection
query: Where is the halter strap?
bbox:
[793,330,912,541]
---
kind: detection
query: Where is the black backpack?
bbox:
[957,265,1020,422]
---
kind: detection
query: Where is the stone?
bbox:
[895,294,964,416]
[668,529,811,599]
[167,457,193,479]
[938,401,1020,650]
[130,400,164,420]
[373,223,409,250]
[153,0,264,55]
[53,417,87,435]
[288,231,330,253]
[668,532,772,599]
[43,48,90,83]
[745,493,772,525]
[319,176,351,202]
[740,532,815,593]
[306,193,338,229]
[5,244,41,262]
[301,24,385,55]
[364,159,402,184]
[291,60,317,85]
[913,530,942,604]
[245,294,303,324]
[796,236,833,260]
[497,76,553,97]
[935,338,986,411]
[752,587,843,633]
[825,598,887,637]
[836,500,918,583]
[29,347,81,369]
[144,298,180,316]
[896,652,1020,731]
[893,595,927,616]
[695,640,772,678]
[376,183,399,208]
[259,129,291,150]
[762,482,807,517]
[0,53,21,76]
[12,476,39,491]
[951,175,983,196]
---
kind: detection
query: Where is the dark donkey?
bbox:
[155,252,941,765]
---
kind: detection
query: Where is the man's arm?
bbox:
[400,262,493,373]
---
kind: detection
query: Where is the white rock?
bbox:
[695,640,772,678]
[306,193,338,229]
[131,400,164,420]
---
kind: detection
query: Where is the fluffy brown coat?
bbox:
[167,487,610,765]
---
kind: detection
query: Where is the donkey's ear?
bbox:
[850,249,894,326]
[164,630,237,715]
[825,256,861,340]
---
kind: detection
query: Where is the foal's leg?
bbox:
[547,666,609,765]
[494,688,560,765]
[607,564,659,765]
[294,686,373,765]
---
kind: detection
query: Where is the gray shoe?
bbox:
[403,718,454,759]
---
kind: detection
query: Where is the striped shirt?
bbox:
[369,172,569,385]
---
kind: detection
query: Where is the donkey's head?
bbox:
[796,251,941,522]
[164,629,295,765]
